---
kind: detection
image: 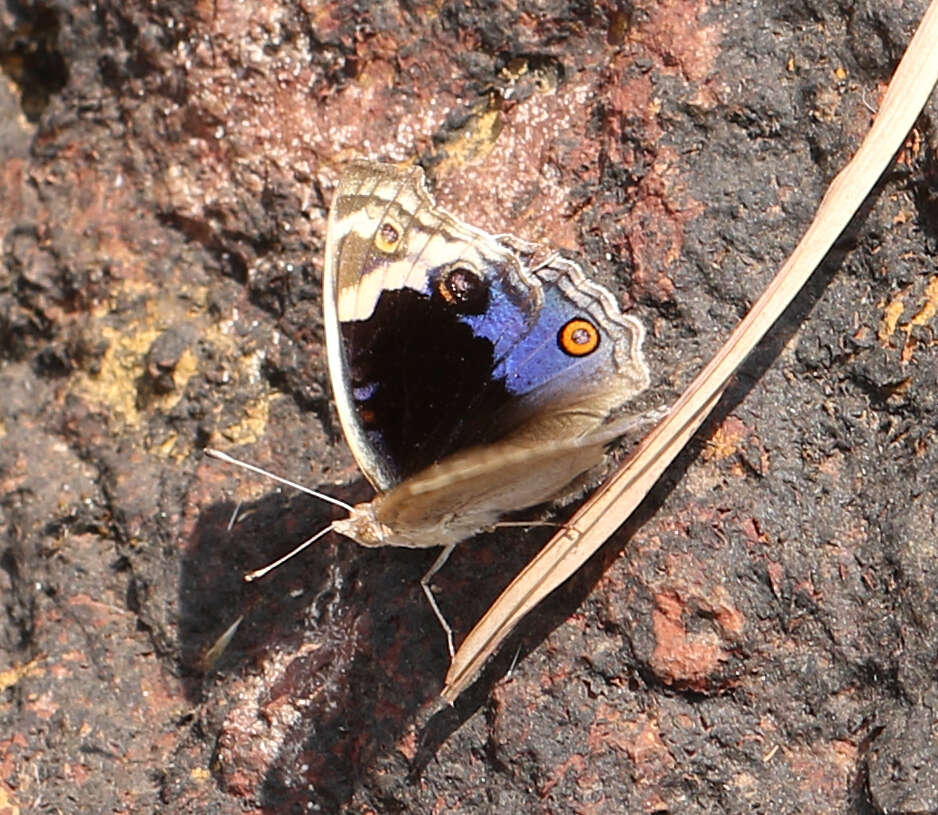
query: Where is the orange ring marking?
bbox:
[374,220,401,253]
[559,318,599,356]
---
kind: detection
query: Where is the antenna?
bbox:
[203,448,352,581]
[204,448,354,512]
[242,523,337,581]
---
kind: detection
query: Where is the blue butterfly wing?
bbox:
[324,161,648,493]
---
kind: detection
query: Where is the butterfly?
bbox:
[210,160,652,656]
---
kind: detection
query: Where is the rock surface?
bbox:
[1,1,936,812]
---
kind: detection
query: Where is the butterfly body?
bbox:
[323,160,651,551]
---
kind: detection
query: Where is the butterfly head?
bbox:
[332,501,387,548]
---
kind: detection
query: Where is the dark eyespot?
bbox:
[558,318,600,356]
[436,265,489,315]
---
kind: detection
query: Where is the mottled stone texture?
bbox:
[1,1,937,813]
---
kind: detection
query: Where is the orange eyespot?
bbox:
[558,318,600,357]
[374,220,402,253]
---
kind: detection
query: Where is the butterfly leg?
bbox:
[420,542,458,658]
